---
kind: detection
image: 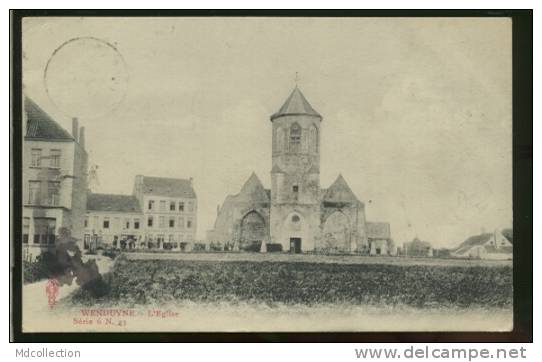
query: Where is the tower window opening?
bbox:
[290,123,301,152]
[293,185,299,193]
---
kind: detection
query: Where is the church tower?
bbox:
[269,87,322,252]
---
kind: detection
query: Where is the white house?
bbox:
[452,229,513,260]
[85,193,143,250]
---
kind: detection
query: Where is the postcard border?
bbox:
[9,8,533,343]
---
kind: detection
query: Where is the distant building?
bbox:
[403,237,433,257]
[451,229,512,260]
[207,86,391,253]
[367,222,392,255]
[84,193,143,250]
[133,175,197,250]
[22,97,88,259]
[433,248,452,258]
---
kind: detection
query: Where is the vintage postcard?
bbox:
[16,16,514,333]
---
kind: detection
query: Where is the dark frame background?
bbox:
[10,9,533,343]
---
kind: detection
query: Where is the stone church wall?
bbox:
[317,202,368,253]
[270,203,320,252]
[208,196,270,246]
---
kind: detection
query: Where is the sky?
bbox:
[22,17,512,247]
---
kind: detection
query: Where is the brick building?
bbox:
[22,97,88,259]
[207,87,391,253]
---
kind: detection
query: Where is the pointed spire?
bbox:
[271,87,321,121]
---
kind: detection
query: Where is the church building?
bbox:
[206,87,391,253]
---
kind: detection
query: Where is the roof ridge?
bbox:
[143,175,192,182]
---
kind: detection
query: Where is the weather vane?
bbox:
[295,71,299,86]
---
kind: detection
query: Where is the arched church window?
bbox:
[276,127,284,152]
[310,124,318,153]
[290,123,301,153]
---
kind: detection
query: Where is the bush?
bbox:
[23,251,71,283]
[193,242,206,251]
[102,248,121,259]
[71,259,513,308]
[240,240,262,252]
[209,242,223,251]
[266,243,283,252]
[23,257,49,283]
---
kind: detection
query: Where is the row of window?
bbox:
[84,237,194,251]
[147,215,193,229]
[83,233,194,246]
[85,216,141,230]
[27,180,61,206]
[86,215,193,230]
[30,148,61,168]
[275,123,319,153]
[84,233,194,242]
[147,199,195,212]
[22,217,56,244]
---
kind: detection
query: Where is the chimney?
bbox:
[133,175,144,196]
[72,117,79,142]
[217,204,220,215]
[79,126,85,149]
[189,177,193,186]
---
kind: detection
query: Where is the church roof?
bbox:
[323,174,359,204]
[237,172,270,202]
[24,97,74,141]
[367,222,391,240]
[271,87,322,121]
[271,164,285,173]
[306,163,320,174]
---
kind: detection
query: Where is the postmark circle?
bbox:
[44,36,129,119]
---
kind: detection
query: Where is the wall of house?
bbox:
[22,138,81,257]
[84,211,143,247]
[23,139,75,210]
[138,194,197,244]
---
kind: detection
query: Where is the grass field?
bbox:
[124,251,512,267]
[72,253,513,309]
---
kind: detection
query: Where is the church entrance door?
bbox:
[290,238,302,253]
